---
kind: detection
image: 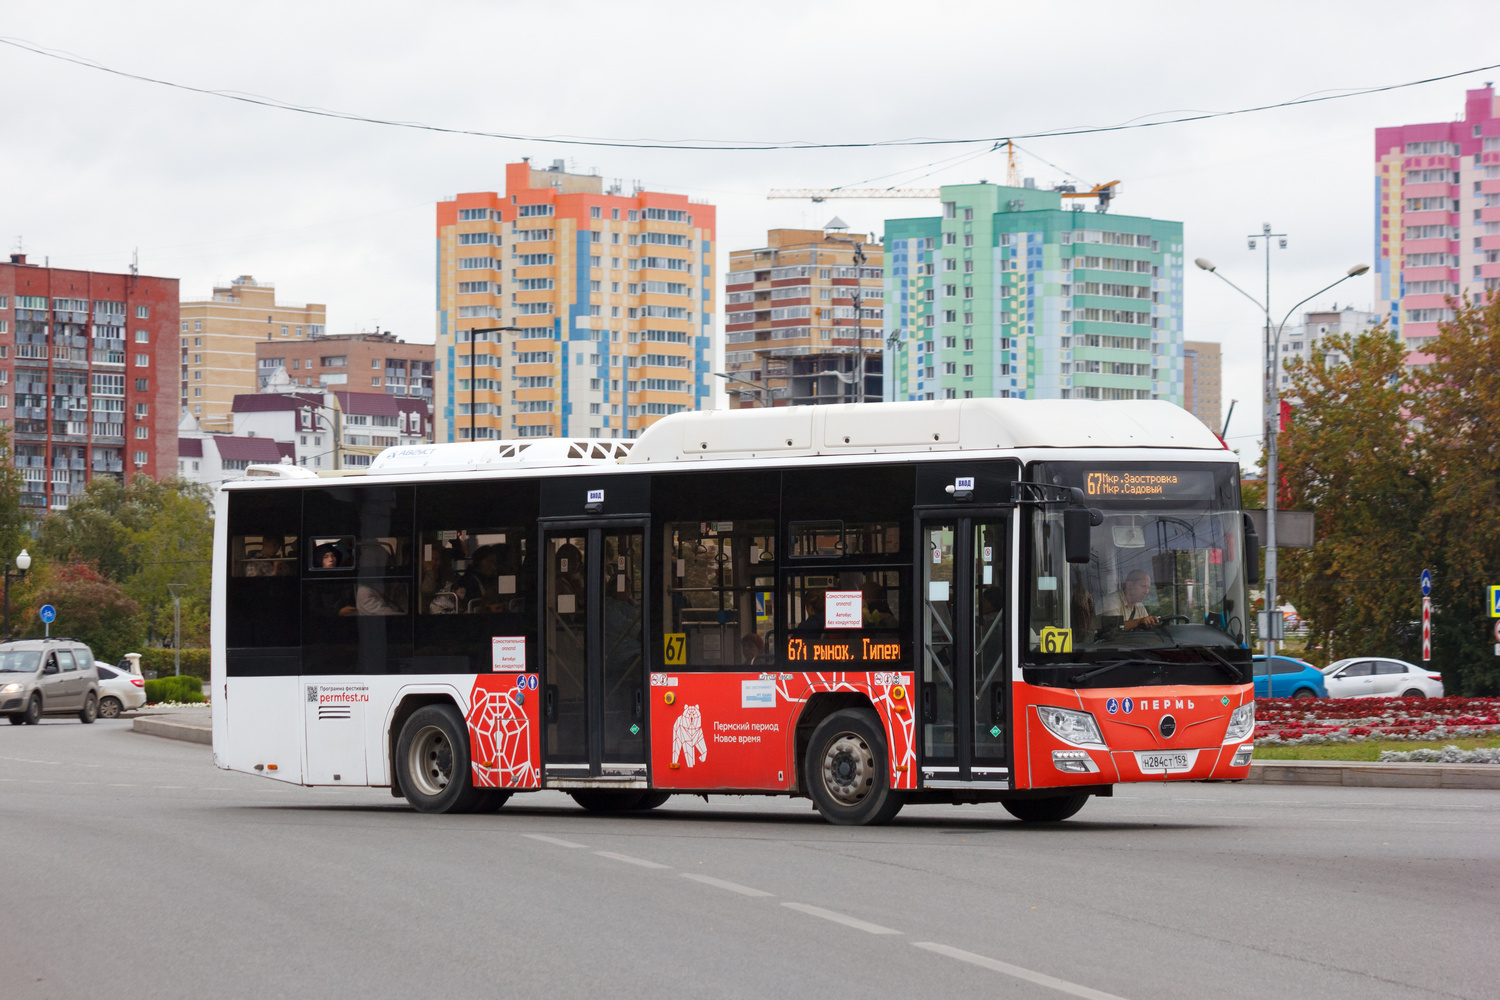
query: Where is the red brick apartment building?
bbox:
[0,254,179,511]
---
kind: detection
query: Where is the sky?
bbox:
[1,0,1492,465]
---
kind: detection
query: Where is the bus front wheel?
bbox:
[805,708,903,826]
[1002,793,1089,823]
[396,705,481,814]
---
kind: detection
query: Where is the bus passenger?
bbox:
[1101,570,1158,631]
[863,579,897,627]
[356,542,406,616]
[796,589,826,630]
[739,631,767,665]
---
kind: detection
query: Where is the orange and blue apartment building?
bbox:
[434,160,715,441]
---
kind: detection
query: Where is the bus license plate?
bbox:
[1135,749,1198,773]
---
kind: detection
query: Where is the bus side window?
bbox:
[300,486,414,674]
[663,520,776,667]
[232,535,299,577]
[418,528,532,615]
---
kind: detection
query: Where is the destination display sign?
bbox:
[786,636,904,664]
[1084,469,1217,499]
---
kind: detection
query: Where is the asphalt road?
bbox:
[3,719,1497,1000]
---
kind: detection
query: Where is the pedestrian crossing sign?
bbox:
[1489,585,1500,618]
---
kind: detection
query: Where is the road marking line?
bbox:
[680,873,773,897]
[781,902,901,935]
[913,942,1128,1000]
[108,783,138,788]
[522,834,587,849]
[594,851,670,869]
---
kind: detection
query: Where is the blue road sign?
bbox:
[39,604,56,624]
[1421,569,1432,597]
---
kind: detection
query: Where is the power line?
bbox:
[4,35,1498,151]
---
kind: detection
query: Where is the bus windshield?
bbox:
[1024,462,1250,688]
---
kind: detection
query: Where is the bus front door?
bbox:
[542,525,648,782]
[920,515,1010,785]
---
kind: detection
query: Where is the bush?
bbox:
[137,648,210,681]
[144,675,205,704]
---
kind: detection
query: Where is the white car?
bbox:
[94,663,148,718]
[1322,657,1444,698]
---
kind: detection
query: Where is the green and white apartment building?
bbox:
[882,183,1184,403]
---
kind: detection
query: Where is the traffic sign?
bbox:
[38,604,55,624]
[1488,584,1500,618]
[1492,618,1500,643]
[1420,569,1432,597]
[1421,596,1432,662]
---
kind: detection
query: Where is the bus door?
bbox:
[919,513,1010,785]
[541,522,648,782]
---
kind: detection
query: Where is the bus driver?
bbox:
[1100,569,1159,631]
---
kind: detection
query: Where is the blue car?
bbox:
[1251,655,1328,699]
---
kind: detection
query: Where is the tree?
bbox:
[0,425,31,568]
[16,562,143,663]
[1412,294,1500,694]
[36,476,213,645]
[1273,325,1432,666]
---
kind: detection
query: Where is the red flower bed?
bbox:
[1254,697,1500,742]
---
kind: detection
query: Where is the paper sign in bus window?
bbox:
[492,636,526,671]
[825,590,863,628]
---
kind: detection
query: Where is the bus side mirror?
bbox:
[1242,512,1261,584]
[1063,508,1094,564]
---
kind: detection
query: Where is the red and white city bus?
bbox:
[210,399,1258,825]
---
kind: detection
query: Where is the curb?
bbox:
[1247,759,1500,790]
[131,717,211,746]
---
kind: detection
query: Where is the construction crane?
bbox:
[767,179,1120,212]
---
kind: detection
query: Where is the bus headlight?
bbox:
[1223,703,1255,743]
[1037,706,1106,748]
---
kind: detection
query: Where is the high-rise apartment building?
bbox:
[434,160,715,441]
[1375,85,1500,361]
[0,254,178,511]
[254,331,433,400]
[1272,306,1382,391]
[883,183,1184,403]
[723,222,884,407]
[1181,340,1222,431]
[179,276,326,432]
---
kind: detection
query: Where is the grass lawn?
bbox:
[1254,736,1500,761]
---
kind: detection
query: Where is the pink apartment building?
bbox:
[1375,85,1500,364]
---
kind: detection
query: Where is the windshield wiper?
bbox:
[1067,658,1170,684]
[1197,646,1248,683]
[1065,648,1246,685]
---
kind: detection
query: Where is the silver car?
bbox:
[94,662,148,718]
[0,640,102,725]
[1322,657,1446,699]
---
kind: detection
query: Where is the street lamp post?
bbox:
[3,549,31,641]
[166,583,186,677]
[464,325,524,441]
[1194,246,1369,660]
[296,400,342,471]
[713,371,776,408]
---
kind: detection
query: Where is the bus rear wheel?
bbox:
[806,708,903,826]
[1002,793,1089,823]
[396,705,481,814]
